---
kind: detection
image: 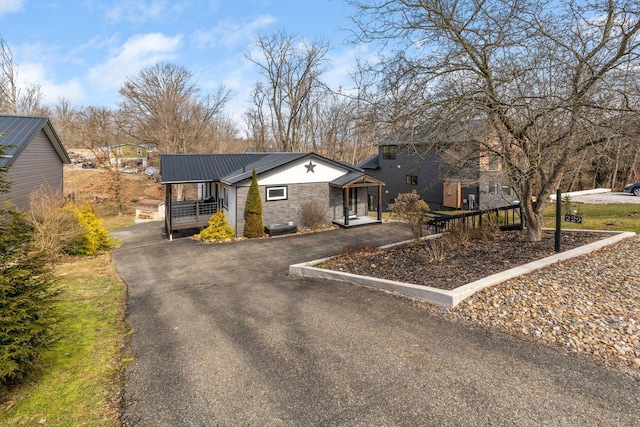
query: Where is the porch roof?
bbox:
[330,171,385,188]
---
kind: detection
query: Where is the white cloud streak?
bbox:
[87,32,183,92]
[104,0,188,25]
[0,0,24,16]
[192,14,277,49]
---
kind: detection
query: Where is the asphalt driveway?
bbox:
[112,222,640,426]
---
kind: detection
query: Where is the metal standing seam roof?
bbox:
[221,152,310,184]
[359,154,379,169]
[161,152,369,185]
[0,114,71,167]
[160,153,270,183]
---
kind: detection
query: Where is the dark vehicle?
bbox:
[623,182,640,196]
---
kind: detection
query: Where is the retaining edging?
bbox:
[288,231,636,309]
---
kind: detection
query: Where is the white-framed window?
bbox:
[266,186,287,201]
[222,187,229,208]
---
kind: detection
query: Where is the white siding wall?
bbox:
[257,158,347,185]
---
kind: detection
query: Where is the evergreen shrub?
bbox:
[199,211,235,241]
[0,208,58,390]
[244,169,265,238]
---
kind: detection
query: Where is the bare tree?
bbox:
[0,35,18,114]
[0,35,51,116]
[349,0,640,241]
[245,31,329,152]
[50,98,78,148]
[76,106,127,215]
[118,62,231,155]
[17,83,50,116]
[118,63,231,200]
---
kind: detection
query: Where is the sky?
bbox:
[0,0,371,129]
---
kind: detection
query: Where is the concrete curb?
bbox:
[288,231,636,309]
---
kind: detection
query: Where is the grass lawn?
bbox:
[543,203,640,233]
[0,253,126,427]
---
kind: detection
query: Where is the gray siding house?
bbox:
[360,137,517,211]
[161,152,384,239]
[0,115,70,211]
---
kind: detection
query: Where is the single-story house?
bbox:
[0,114,70,211]
[161,152,385,239]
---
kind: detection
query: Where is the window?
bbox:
[383,145,397,160]
[502,185,514,196]
[222,187,228,208]
[266,186,287,201]
[488,182,499,195]
[406,175,418,185]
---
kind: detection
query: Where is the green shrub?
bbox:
[0,208,58,390]
[65,203,110,256]
[199,211,235,241]
[244,169,265,238]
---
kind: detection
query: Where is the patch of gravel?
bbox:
[322,230,640,379]
[438,235,640,379]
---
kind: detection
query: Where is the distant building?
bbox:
[106,143,150,168]
[0,115,70,211]
[360,132,517,211]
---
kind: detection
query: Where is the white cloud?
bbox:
[17,62,86,106]
[192,14,277,49]
[104,0,187,25]
[0,0,24,16]
[87,33,183,92]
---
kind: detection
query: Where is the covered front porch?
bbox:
[331,174,384,228]
[164,182,221,239]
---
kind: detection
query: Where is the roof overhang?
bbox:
[330,173,385,188]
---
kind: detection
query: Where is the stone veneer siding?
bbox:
[234,183,369,237]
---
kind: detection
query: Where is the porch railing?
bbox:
[426,204,523,234]
[171,200,219,226]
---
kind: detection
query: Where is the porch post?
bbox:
[343,187,349,226]
[165,184,173,241]
[377,184,382,221]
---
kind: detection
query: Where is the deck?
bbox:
[168,200,219,231]
[332,215,382,227]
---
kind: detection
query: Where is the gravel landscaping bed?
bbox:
[322,230,607,290]
[322,230,640,379]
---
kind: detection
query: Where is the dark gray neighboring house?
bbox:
[0,115,71,211]
[361,136,517,211]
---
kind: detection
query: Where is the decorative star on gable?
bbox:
[305,160,316,173]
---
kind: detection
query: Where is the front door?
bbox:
[349,187,357,217]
